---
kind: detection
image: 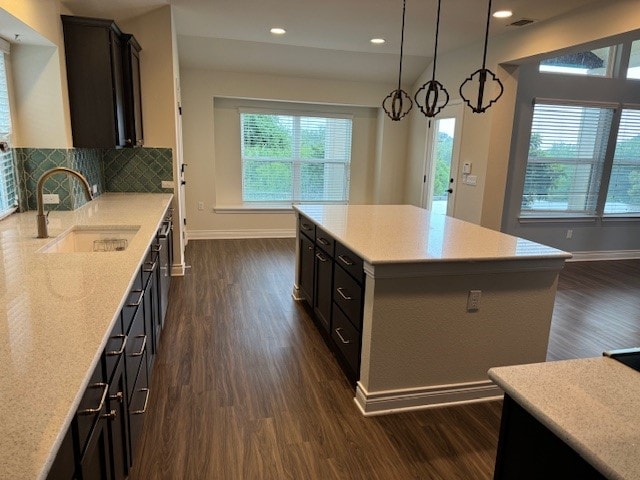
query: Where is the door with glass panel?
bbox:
[421,103,463,216]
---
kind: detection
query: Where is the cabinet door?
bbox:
[47,426,76,480]
[143,261,157,373]
[128,351,150,466]
[106,357,129,480]
[122,34,144,147]
[79,416,111,480]
[109,29,126,147]
[313,249,333,333]
[298,234,315,306]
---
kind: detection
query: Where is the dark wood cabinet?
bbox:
[121,34,144,147]
[61,15,143,148]
[299,232,315,306]
[314,248,333,333]
[494,394,605,480]
[297,213,365,386]
[47,424,76,480]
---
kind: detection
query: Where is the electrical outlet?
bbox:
[161,180,174,189]
[467,290,481,311]
[463,162,472,174]
[197,201,204,211]
[566,229,573,239]
[92,184,98,194]
[42,193,60,204]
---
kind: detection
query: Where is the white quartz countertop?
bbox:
[489,357,640,480]
[0,193,173,480]
[294,204,571,264]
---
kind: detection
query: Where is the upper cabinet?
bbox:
[61,16,144,148]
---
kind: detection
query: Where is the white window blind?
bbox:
[0,51,16,219]
[240,111,352,203]
[605,109,640,214]
[521,103,614,216]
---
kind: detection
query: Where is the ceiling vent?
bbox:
[509,18,535,27]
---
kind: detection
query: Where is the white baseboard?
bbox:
[171,262,186,276]
[568,250,640,262]
[354,380,503,416]
[187,229,296,240]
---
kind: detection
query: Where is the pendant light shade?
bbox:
[414,0,448,118]
[382,0,413,121]
[459,0,504,113]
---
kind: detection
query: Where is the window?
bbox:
[539,46,615,77]
[0,44,16,220]
[521,103,613,216]
[628,40,640,79]
[240,111,352,203]
[605,109,640,214]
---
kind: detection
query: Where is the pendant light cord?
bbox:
[397,0,407,91]
[481,0,492,69]
[432,0,442,82]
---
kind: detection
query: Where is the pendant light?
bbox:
[459,0,504,113]
[382,0,413,121]
[414,0,448,118]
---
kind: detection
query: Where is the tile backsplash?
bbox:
[15,147,173,212]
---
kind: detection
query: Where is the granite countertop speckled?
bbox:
[0,192,173,480]
[489,357,640,480]
[294,204,571,264]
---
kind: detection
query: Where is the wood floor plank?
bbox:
[129,239,640,479]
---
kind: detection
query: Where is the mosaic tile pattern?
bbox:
[102,147,173,193]
[16,148,104,211]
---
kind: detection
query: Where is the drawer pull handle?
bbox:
[143,260,157,273]
[315,252,328,263]
[132,388,150,415]
[307,245,314,251]
[127,290,144,307]
[152,243,163,252]
[338,254,355,266]
[130,335,147,357]
[102,410,117,420]
[317,237,330,246]
[301,222,312,230]
[336,287,352,301]
[110,391,124,404]
[335,327,351,345]
[78,383,109,415]
[106,334,127,356]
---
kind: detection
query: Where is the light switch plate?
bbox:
[42,193,60,204]
[466,175,477,186]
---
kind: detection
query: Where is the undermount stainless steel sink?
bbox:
[38,225,140,253]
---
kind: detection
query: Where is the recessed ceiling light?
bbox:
[270,27,286,35]
[370,38,385,45]
[493,10,513,18]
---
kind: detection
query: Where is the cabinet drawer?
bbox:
[335,242,364,284]
[104,315,126,384]
[298,215,315,239]
[122,288,144,333]
[76,362,107,458]
[331,305,361,379]
[315,227,334,257]
[128,350,150,463]
[333,264,363,330]
[125,303,146,403]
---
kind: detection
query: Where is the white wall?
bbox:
[404,0,640,228]
[120,5,185,271]
[181,68,409,238]
[1,0,73,147]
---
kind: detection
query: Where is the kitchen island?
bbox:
[489,357,640,479]
[0,193,173,479]
[293,204,571,415]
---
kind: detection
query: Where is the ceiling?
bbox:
[59,0,604,84]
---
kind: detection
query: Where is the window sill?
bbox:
[601,215,640,222]
[213,204,295,214]
[518,215,598,224]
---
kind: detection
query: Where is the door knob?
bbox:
[447,188,453,194]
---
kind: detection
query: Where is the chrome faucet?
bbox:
[36,167,93,238]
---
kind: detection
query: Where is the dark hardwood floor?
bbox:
[129,239,640,479]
